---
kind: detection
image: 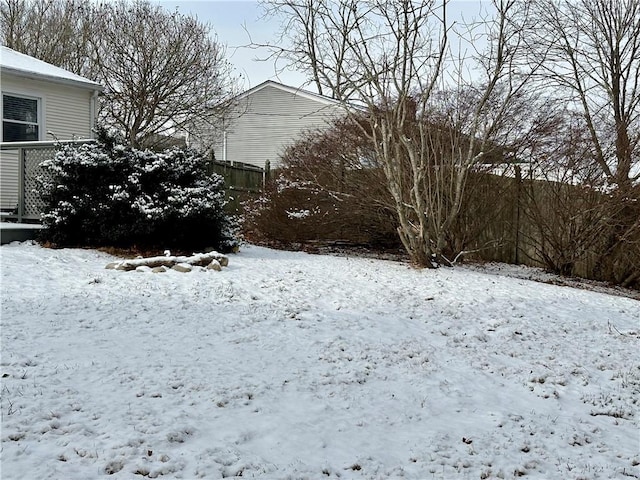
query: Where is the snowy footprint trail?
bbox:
[1,243,638,479]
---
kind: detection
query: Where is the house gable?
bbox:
[211,81,345,169]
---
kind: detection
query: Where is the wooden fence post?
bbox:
[514,165,522,265]
[264,159,270,186]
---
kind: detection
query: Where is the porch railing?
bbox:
[0,140,95,222]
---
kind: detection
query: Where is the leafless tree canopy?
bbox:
[528,0,640,190]
[1,0,92,75]
[1,0,237,149]
[259,0,363,101]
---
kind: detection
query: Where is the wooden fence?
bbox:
[208,160,270,213]
[464,168,639,287]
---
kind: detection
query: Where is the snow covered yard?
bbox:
[1,242,638,480]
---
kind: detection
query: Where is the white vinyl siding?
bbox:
[0,150,19,211]
[1,75,94,142]
[214,84,343,169]
[1,72,95,211]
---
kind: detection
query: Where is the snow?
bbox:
[286,209,313,219]
[0,46,102,90]
[0,222,42,230]
[1,242,639,479]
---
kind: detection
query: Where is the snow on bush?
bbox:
[38,128,237,251]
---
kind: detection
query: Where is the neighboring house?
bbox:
[0,46,103,212]
[190,80,345,170]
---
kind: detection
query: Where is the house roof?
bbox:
[237,80,342,107]
[0,46,103,91]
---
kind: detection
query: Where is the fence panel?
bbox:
[209,160,268,213]
[463,169,639,286]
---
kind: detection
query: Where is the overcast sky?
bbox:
[157,0,492,92]
[156,0,304,89]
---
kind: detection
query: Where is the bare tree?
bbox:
[522,0,640,286]
[529,0,640,191]
[263,0,540,266]
[1,0,93,75]
[517,110,613,276]
[259,0,365,100]
[1,0,237,149]
[88,1,236,149]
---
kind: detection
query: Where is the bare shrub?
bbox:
[242,117,399,249]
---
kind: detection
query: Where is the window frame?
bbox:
[1,92,42,142]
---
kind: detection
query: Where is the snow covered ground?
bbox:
[1,242,638,479]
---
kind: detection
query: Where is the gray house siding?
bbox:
[212,82,344,170]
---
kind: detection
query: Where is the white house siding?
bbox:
[214,84,344,170]
[0,150,19,211]
[1,74,95,211]
[1,75,94,141]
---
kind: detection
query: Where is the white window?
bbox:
[2,94,40,142]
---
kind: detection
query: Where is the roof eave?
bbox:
[238,80,342,107]
[1,67,104,92]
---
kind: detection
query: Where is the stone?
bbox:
[207,259,222,271]
[217,256,229,267]
[105,262,119,269]
[151,266,168,273]
[172,263,193,273]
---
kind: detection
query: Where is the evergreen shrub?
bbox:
[38,129,237,252]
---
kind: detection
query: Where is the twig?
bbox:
[7,399,16,415]
[445,240,505,266]
[608,320,627,336]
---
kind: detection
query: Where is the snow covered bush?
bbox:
[38,128,237,251]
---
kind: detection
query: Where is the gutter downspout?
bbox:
[223,131,230,165]
[90,90,99,138]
